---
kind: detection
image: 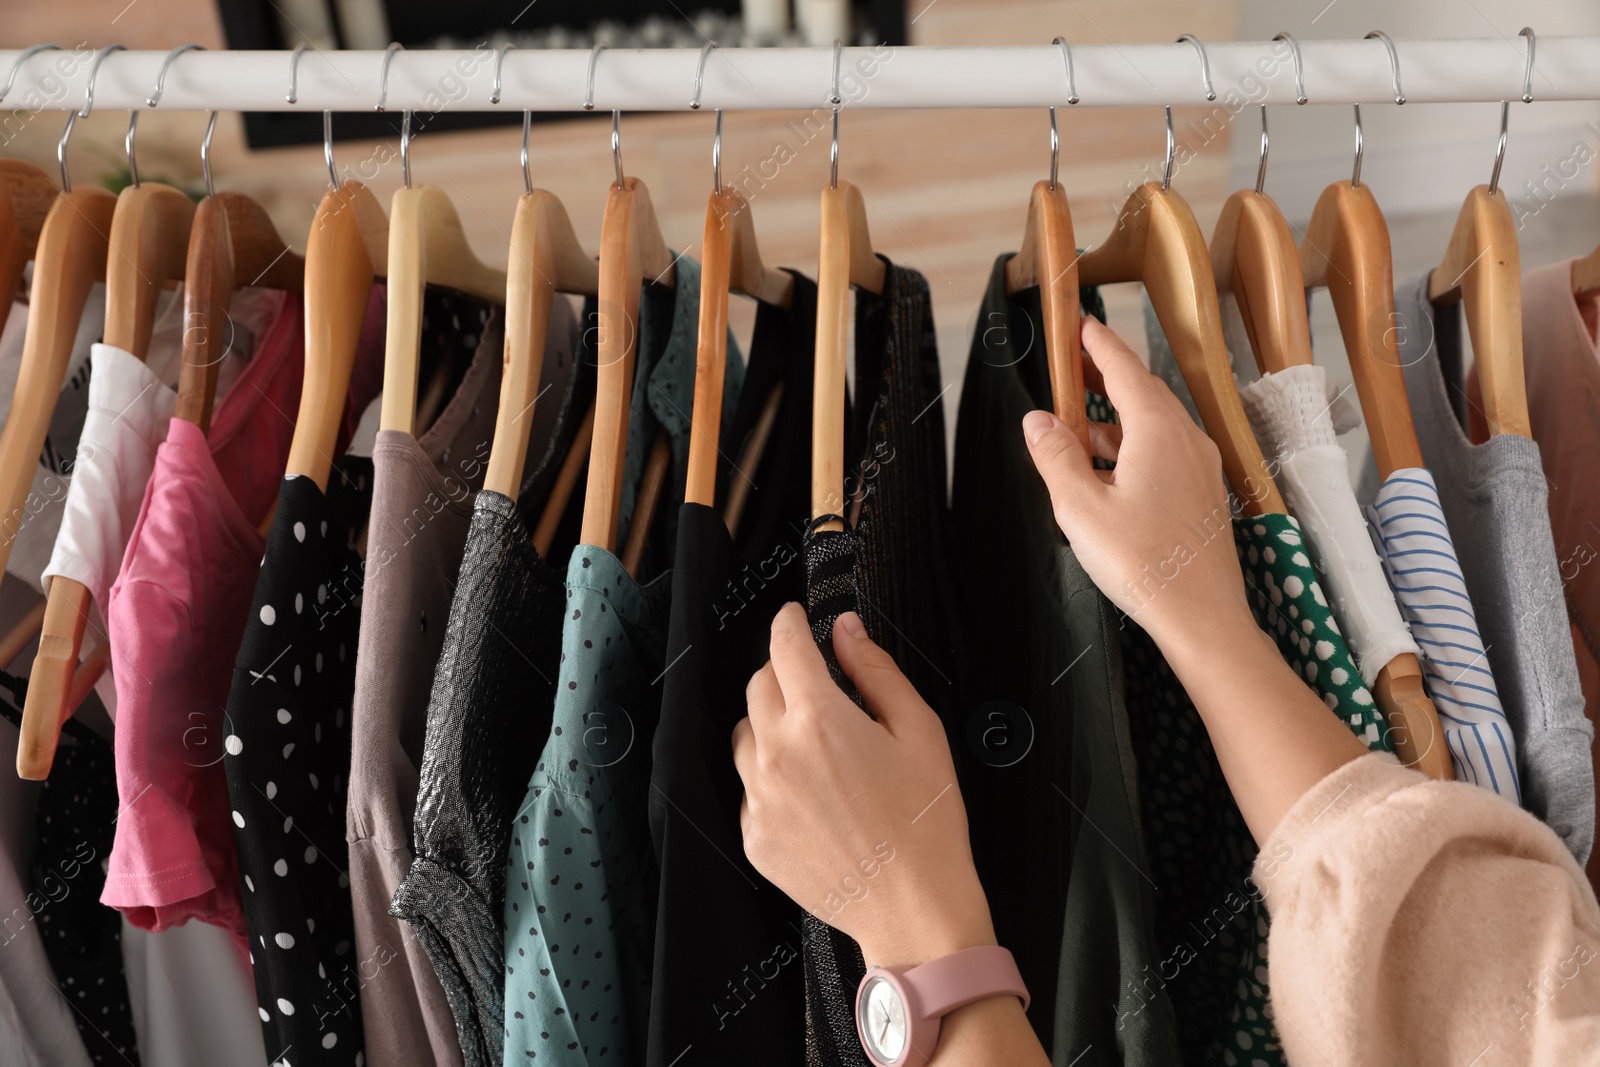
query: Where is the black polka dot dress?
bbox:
[223,456,375,1066]
[0,699,140,1065]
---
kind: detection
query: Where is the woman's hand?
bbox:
[732,603,994,969]
[1023,315,1257,661]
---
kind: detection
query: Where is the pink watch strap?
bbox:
[905,945,1029,1018]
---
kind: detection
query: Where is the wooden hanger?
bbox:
[1300,180,1453,783]
[21,59,207,780]
[482,105,601,502]
[1078,176,1284,517]
[1209,125,1313,376]
[175,189,306,431]
[0,161,58,339]
[283,175,388,492]
[1003,40,1086,451]
[1426,185,1529,439]
[812,46,888,530]
[1424,31,1534,442]
[578,96,677,557]
[379,112,510,435]
[685,94,795,509]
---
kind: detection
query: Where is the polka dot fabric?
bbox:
[223,456,375,1065]
[502,546,670,1065]
[0,703,140,1065]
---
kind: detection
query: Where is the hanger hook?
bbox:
[286,42,308,104]
[201,110,219,198]
[1351,104,1364,187]
[611,110,624,188]
[376,41,404,112]
[691,40,716,110]
[1490,27,1536,195]
[1364,31,1405,104]
[60,44,124,194]
[492,44,533,195]
[0,44,62,105]
[584,42,607,110]
[1047,37,1078,192]
[691,42,723,194]
[1176,35,1216,103]
[147,42,203,107]
[1161,106,1175,191]
[830,39,843,190]
[1273,32,1307,104]
[129,43,205,189]
[1255,106,1269,194]
[491,41,516,105]
[1518,26,1536,104]
[323,111,338,190]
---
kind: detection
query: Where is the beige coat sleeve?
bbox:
[1255,752,1600,1066]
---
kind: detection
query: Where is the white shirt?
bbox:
[1239,363,1421,685]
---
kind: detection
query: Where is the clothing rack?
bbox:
[3,38,1600,114]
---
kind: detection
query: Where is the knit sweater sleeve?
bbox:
[1255,752,1600,1065]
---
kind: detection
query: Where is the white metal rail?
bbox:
[0,38,1597,115]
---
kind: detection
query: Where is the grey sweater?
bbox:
[1378,271,1594,864]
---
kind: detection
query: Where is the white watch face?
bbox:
[860,975,908,1064]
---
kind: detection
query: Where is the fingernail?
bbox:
[1022,409,1060,446]
[837,611,867,639]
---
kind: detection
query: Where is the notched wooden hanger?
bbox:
[482,44,602,559]
[0,48,121,777]
[1291,35,1451,780]
[377,44,510,436]
[0,46,69,339]
[578,44,678,570]
[1210,53,1314,379]
[684,42,794,518]
[812,42,888,533]
[1004,37,1086,453]
[1078,99,1284,515]
[282,73,391,495]
[1425,28,1534,440]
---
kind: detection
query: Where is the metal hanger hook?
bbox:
[286,42,309,104]
[376,41,404,112]
[1351,104,1364,187]
[1364,31,1405,104]
[1047,37,1078,192]
[1,43,62,105]
[491,43,534,194]
[1255,106,1269,194]
[691,40,717,110]
[59,44,124,194]
[1161,105,1176,191]
[611,110,624,188]
[1273,32,1307,104]
[1176,35,1216,103]
[829,39,843,190]
[147,42,203,107]
[1518,26,1536,104]
[691,42,724,194]
[323,111,338,190]
[201,110,219,198]
[401,109,413,189]
[491,41,516,105]
[584,42,607,110]
[129,43,205,189]
[1489,28,1535,195]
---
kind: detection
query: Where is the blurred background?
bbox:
[4,0,1599,467]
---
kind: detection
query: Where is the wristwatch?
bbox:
[854,945,1029,1067]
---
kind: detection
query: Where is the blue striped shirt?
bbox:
[1366,468,1521,802]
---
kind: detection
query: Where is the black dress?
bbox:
[797,258,966,1067]
[645,272,818,1067]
